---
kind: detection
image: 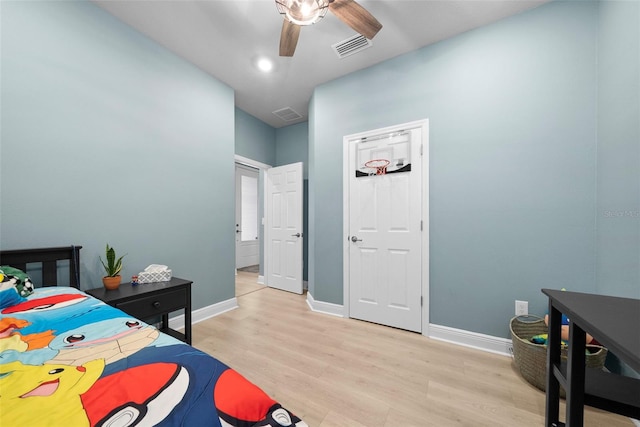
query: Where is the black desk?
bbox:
[542,289,640,426]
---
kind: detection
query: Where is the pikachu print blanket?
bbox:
[0,287,307,427]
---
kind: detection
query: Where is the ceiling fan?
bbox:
[275,0,383,57]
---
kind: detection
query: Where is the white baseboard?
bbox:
[304,296,512,357]
[306,292,344,317]
[429,323,513,357]
[168,297,238,330]
[178,294,512,360]
[257,275,265,284]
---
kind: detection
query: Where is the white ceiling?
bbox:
[93,0,549,128]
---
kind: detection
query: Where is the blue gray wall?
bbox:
[2,0,635,344]
[596,0,640,299]
[276,122,309,179]
[235,107,277,166]
[1,1,236,309]
[595,0,640,377]
[309,1,638,338]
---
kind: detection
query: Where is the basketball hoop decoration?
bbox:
[355,131,412,178]
[365,159,390,176]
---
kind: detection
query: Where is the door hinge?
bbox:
[420,144,423,156]
[421,296,423,306]
[420,220,423,231]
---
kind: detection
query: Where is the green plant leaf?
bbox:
[100,244,125,277]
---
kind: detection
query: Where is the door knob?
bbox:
[291,233,302,238]
[351,236,362,242]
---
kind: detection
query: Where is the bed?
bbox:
[0,246,307,427]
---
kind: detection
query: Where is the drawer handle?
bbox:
[153,301,161,308]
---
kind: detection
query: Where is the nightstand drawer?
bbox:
[115,289,186,320]
[86,277,192,344]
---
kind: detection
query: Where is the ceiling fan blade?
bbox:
[279,19,301,57]
[329,0,382,40]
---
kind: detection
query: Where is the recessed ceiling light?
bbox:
[256,57,274,73]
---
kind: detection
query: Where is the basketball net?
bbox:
[364,159,390,176]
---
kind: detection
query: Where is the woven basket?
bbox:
[509,315,608,396]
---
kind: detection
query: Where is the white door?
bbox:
[266,162,303,294]
[235,164,260,269]
[347,126,424,332]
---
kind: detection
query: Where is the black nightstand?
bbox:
[86,277,192,344]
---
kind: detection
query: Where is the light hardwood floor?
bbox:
[235,269,266,297]
[191,272,634,427]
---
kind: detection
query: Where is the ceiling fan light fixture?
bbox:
[256,57,274,72]
[275,0,329,26]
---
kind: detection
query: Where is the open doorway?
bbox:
[235,163,259,271]
[234,155,305,297]
[234,155,270,297]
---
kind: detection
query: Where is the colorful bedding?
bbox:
[0,286,307,427]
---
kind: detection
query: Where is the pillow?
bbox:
[0,266,35,309]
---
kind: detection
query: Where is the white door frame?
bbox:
[342,119,430,337]
[235,155,271,284]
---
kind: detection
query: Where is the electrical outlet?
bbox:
[515,300,528,316]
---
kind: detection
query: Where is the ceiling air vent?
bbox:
[273,107,303,122]
[332,34,373,59]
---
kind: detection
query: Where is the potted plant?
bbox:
[100,244,125,290]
